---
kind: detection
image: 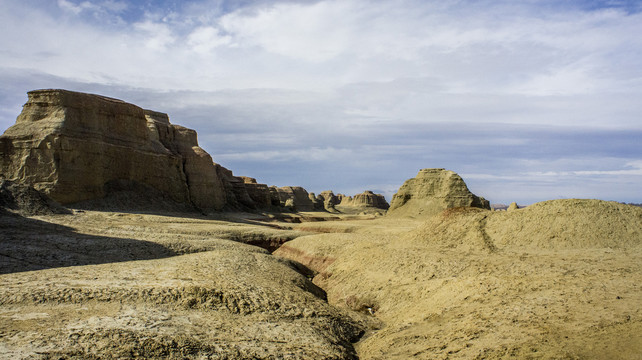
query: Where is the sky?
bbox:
[0,0,641,204]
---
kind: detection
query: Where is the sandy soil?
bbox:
[276,200,642,359]
[1,199,641,359]
[0,209,369,359]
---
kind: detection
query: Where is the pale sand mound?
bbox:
[276,200,642,359]
[410,199,642,250]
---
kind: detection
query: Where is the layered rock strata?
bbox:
[387,168,490,217]
[0,90,222,210]
[0,90,283,212]
[271,186,315,212]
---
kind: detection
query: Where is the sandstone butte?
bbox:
[387,168,490,217]
[0,89,388,213]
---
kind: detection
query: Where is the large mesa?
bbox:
[0,90,274,212]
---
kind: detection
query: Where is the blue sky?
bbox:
[1,0,641,204]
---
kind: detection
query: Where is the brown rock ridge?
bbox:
[387,168,490,217]
[0,90,224,210]
[0,89,284,212]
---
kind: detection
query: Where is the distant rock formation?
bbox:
[239,176,272,209]
[387,168,490,217]
[0,90,288,212]
[317,191,341,212]
[336,191,390,210]
[271,186,315,212]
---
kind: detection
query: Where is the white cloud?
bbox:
[58,0,86,15]
[187,27,232,54]
[57,0,128,18]
[1,0,642,203]
[133,21,177,51]
[217,147,354,162]
[219,1,359,62]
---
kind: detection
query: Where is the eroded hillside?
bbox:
[275,199,642,359]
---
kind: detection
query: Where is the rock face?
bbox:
[0,90,284,212]
[271,186,315,212]
[317,191,341,212]
[0,90,227,210]
[239,176,272,209]
[387,168,490,217]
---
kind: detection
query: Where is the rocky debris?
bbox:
[271,186,315,212]
[0,179,71,216]
[387,168,490,217]
[0,90,227,211]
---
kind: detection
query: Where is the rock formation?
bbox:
[0,90,226,210]
[239,176,272,209]
[271,186,315,212]
[336,190,389,210]
[316,191,341,212]
[308,192,326,211]
[0,89,286,212]
[387,168,490,217]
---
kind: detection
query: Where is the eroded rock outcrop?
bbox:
[239,176,272,209]
[387,168,490,217]
[0,90,227,210]
[271,186,315,212]
[336,191,389,210]
[316,191,340,212]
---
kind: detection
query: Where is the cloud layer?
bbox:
[1,0,641,203]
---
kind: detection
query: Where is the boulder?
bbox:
[387,168,490,217]
[0,90,228,210]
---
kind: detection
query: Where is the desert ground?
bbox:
[1,198,641,359]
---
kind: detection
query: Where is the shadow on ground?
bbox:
[0,210,177,274]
